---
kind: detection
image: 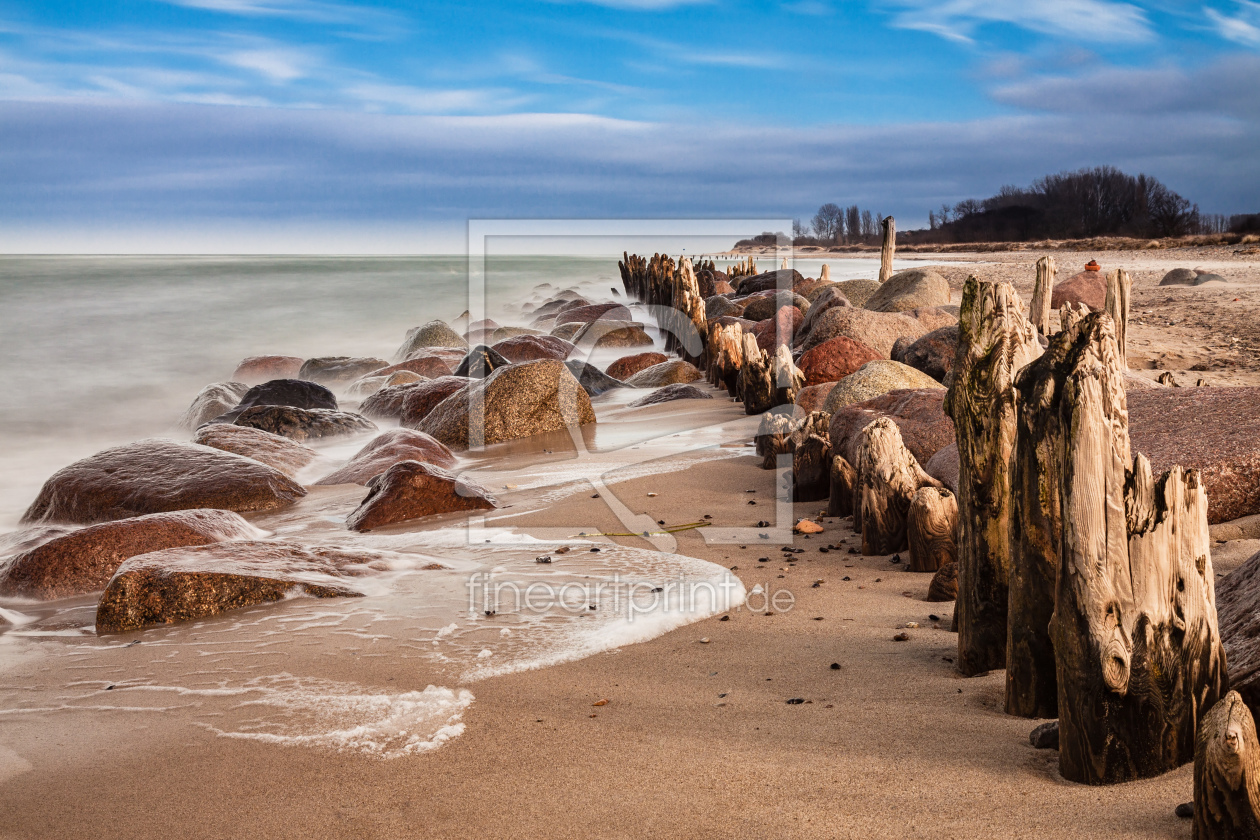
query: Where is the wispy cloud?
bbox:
[1206,1,1260,47]
[560,0,714,10]
[885,0,1154,44]
[156,0,384,24]
[218,48,312,82]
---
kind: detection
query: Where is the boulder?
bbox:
[828,388,954,467]
[1128,387,1260,524]
[396,321,468,359]
[924,442,959,494]
[822,362,945,416]
[95,542,378,633]
[345,370,426,399]
[1160,268,1198,286]
[398,377,472,428]
[0,510,259,600]
[372,356,453,379]
[627,384,713,408]
[750,306,805,354]
[211,379,338,424]
[1195,272,1228,286]
[605,352,668,381]
[554,303,633,325]
[346,461,497,531]
[564,361,626,396]
[909,306,960,332]
[742,292,808,324]
[713,279,735,295]
[1050,270,1107,312]
[192,424,317,478]
[298,356,389,386]
[705,296,743,320]
[491,326,543,343]
[835,278,881,307]
[735,268,804,295]
[358,382,427,421]
[493,335,574,363]
[180,382,249,429]
[233,406,377,443]
[891,325,959,383]
[550,322,585,342]
[864,268,950,313]
[623,360,703,388]
[419,360,596,450]
[315,429,456,485]
[1215,549,1260,712]
[926,561,958,602]
[453,345,510,379]
[797,307,927,357]
[232,355,304,384]
[570,319,653,349]
[795,382,838,415]
[21,440,306,525]
[798,336,883,387]
[795,286,851,348]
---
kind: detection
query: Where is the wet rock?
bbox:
[926,560,958,602]
[453,345,511,379]
[1050,269,1107,312]
[395,320,469,359]
[346,461,497,531]
[891,325,959,383]
[705,296,742,320]
[179,382,249,429]
[492,334,574,363]
[298,356,389,387]
[0,510,260,599]
[212,379,338,424]
[1029,721,1060,750]
[606,352,668,381]
[550,322,585,342]
[554,303,633,325]
[233,406,377,443]
[192,424,317,478]
[21,440,306,525]
[398,376,472,428]
[570,319,653,349]
[627,384,714,408]
[829,388,955,467]
[345,370,426,399]
[231,355,304,385]
[925,442,959,494]
[359,382,428,421]
[864,268,950,313]
[797,307,928,357]
[315,429,457,485]
[372,356,453,379]
[419,360,596,450]
[95,541,380,633]
[798,336,883,387]
[623,360,702,388]
[565,360,625,396]
[1159,268,1197,286]
[822,361,944,414]
[795,382,838,415]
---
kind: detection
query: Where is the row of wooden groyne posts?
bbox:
[617,250,1258,838]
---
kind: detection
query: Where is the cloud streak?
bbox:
[886,0,1154,44]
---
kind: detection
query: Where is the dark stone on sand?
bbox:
[233,405,377,443]
[212,378,338,423]
[798,336,883,387]
[1160,268,1197,287]
[232,355,304,385]
[20,440,306,526]
[605,352,668,381]
[829,388,954,467]
[564,361,625,396]
[453,345,511,379]
[623,360,702,388]
[193,424,317,478]
[627,384,713,408]
[493,334,574,363]
[346,461,497,531]
[1175,802,1194,820]
[1050,270,1107,312]
[0,509,259,600]
[298,356,389,386]
[395,321,468,359]
[1029,721,1059,750]
[891,326,959,383]
[315,429,457,485]
[398,377,472,428]
[180,382,249,430]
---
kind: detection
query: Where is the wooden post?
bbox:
[706,321,745,397]
[1195,691,1260,840]
[907,487,958,573]
[771,343,805,408]
[828,455,857,518]
[855,418,942,555]
[739,334,774,415]
[1049,312,1226,785]
[1030,256,1056,335]
[944,277,1043,676]
[879,216,896,283]
[793,434,831,503]
[821,264,830,283]
[1105,269,1131,369]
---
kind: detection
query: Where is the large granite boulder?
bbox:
[233,406,377,443]
[298,356,389,387]
[550,322,585,342]
[346,461,497,531]
[891,325,959,383]
[395,321,468,359]
[1051,269,1107,312]
[864,268,950,313]
[565,360,625,396]
[797,307,927,356]
[95,542,377,633]
[493,335,574,363]
[1128,387,1260,524]
[828,388,955,467]
[398,377,472,428]
[627,384,714,408]
[21,440,306,525]
[835,278,881,308]
[606,352,668,381]
[554,303,633,325]
[0,509,259,600]
[1159,268,1198,287]
[192,424,317,478]
[794,286,851,348]
[742,292,809,324]
[925,442,959,493]
[1215,549,1260,713]
[315,429,457,486]
[795,382,838,415]
[623,360,703,388]
[359,381,428,421]
[372,356,453,379]
[232,355,304,385]
[798,336,883,387]
[419,360,596,450]
[453,345,511,379]
[750,305,805,354]
[345,370,426,400]
[212,378,338,423]
[822,361,944,414]
[735,269,804,295]
[179,382,249,429]
[570,319,653,349]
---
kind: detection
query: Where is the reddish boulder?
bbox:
[20,440,306,526]
[1050,269,1107,312]
[797,307,927,357]
[315,429,457,485]
[493,334,575,363]
[750,306,805,354]
[298,356,389,386]
[798,336,883,387]
[713,279,735,295]
[180,382,249,429]
[399,376,472,429]
[795,382,838,415]
[193,424,317,478]
[372,356,453,379]
[829,389,955,467]
[233,406,376,442]
[232,356,304,385]
[627,384,714,408]
[0,510,259,600]
[570,320,653,349]
[623,360,702,388]
[359,382,428,421]
[346,461,497,531]
[891,325,959,383]
[736,269,804,295]
[925,443,959,494]
[606,352,668,381]
[554,303,633,326]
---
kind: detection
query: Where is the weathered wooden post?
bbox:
[1030,256,1055,335]
[820,264,831,283]
[879,216,896,283]
[944,277,1043,676]
[1195,691,1260,840]
[1105,268,1131,369]
[907,487,958,573]
[1049,312,1226,785]
[855,418,942,555]
[828,455,857,518]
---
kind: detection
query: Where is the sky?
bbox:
[0,0,1257,253]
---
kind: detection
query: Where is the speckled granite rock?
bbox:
[397,377,472,428]
[0,510,260,600]
[1050,270,1107,312]
[829,389,954,467]
[606,352,668,381]
[372,356,453,379]
[95,541,379,633]
[750,305,805,353]
[623,360,702,388]
[395,320,468,359]
[193,424,317,478]
[822,361,945,415]
[493,335,574,363]
[232,355,304,385]
[892,325,959,383]
[798,336,883,387]
[797,307,927,357]
[835,278,881,308]
[491,326,543,342]
[794,286,851,348]
[1128,387,1260,524]
[212,379,338,424]
[20,440,306,525]
[346,461,497,531]
[233,405,376,443]
[743,292,807,324]
[864,268,949,313]
[298,356,389,387]
[627,383,714,407]
[179,382,249,429]
[315,429,456,485]
[570,319,653,349]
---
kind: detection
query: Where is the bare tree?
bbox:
[861,209,875,238]
[812,203,843,242]
[845,205,861,244]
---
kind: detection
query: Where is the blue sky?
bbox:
[0,0,1257,252]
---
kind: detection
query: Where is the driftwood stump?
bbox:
[794,434,831,503]
[771,344,805,408]
[879,216,896,284]
[828,455,857,518]
[1030,256,1055,335]
[754,409,795,470]
[927,561,959,602]
[856,418,942,555]
[907,486,958,573]
[739,334,775,415]
[1049,312,1226,785]
[1105,268,1131,369]
[1195,691,1260,840]
[944,276,1043,676]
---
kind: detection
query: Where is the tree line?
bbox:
[794,203,885,245]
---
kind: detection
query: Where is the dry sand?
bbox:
[2,250,1258,840]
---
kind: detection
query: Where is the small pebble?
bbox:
[893,633,909,642]
[786,698,805,705]
[592,699,609,707]
[535,555,552,564]
[555,546,570,555]
[928,614,940,621]
[719,615,730,621]
[699,637,710,644]
[1174,802,1194,819]
[830,663,841,670]
[905,622,919,629]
